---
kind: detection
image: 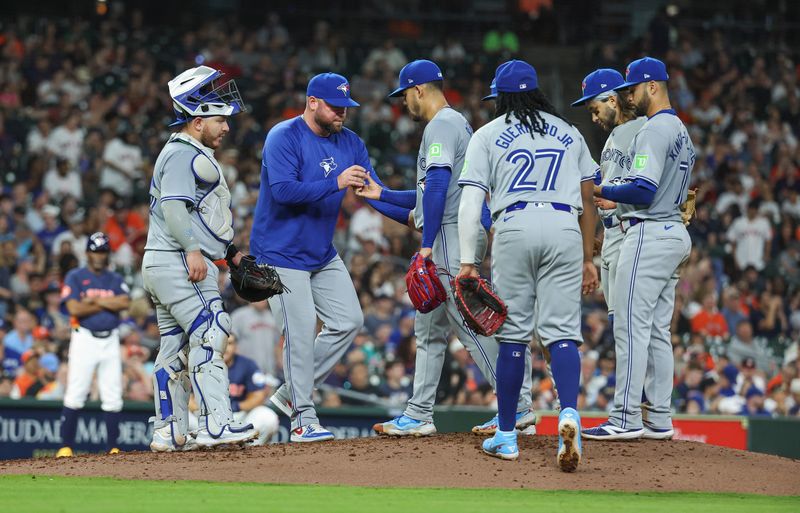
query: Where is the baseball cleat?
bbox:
[290,423,335,442]
[195,423,258,448]
[373,415,437,437]
[471,409,538,435]
[582,422,643,440]
[642,424,674,440]
[557,408,582,472]
[55,447,73,458]
[482,430,519,461]
[269,388,293,418]
[107,448,121,455]
[150,425,200,452]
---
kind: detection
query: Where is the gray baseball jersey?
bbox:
[460,112,596,347]
[459,112,598,217]
[609,109,694,431]
[412,107,473,230]
[617,111,695,222]
[599,116,646,316]
[145,133,233,260]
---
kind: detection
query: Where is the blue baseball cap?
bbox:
[481,61,512,101]
[613,57,669,91]
[571,68,625,107]
[307,73,360,108]
[495,60,538,94]
[388,60,443,98]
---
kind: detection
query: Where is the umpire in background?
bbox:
[56,232,130,457]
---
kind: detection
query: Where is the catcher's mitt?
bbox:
[405,252,447,313]
[453,276,508,336]
[680,189,697,226]
[229,255,286,302]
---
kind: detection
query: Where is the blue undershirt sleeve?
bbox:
[600,178,657,205]
[379,188,417,209]
[366,200,411,225]
[421,166,451,249]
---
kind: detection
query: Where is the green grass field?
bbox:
[1,475,797,513]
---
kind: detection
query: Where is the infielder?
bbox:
[143,65,257,451]
[582,57,693,440]
[57,232,130,457]
[458,60,599,471]
[253,73,379,442]
[360,60,536,436]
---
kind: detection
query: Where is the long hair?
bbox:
[495,89,572,139]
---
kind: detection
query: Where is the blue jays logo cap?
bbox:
[87,231,111,253]
[614,57,669,91]
[482,61,512,101]
[388,60,444,98]
[495,60,538,94]
[307,72,360,108]
[571,68,625,107]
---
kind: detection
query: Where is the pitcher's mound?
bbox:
[2,433,798,495]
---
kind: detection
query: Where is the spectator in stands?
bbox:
[43,158,82,201]
[10,350,46,398]
[727,200,773,271]
[378,359,412,407]
[727,321,772,373]
[691,292,729,338]
[99,129,144,200]
[341,362,381,405]
[3,308,35,367]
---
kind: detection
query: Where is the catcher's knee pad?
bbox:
[188,299,233,435]
[152,327,191,437]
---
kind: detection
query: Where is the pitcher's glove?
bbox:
[229,255,286,302]
[680,189,697,226]
[454,276,508,336]
[405,252,447,313]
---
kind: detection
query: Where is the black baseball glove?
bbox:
[229,255,286,302]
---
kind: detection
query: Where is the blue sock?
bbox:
[60,407,79,447]
[608,313,614,333]
[496,342,526,432]
[550,340,580,411]
[105,411,121,450]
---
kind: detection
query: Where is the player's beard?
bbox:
[200,125,225,149]
[599,105,616,132]
[315,111,344,136]
[633,93,650,118]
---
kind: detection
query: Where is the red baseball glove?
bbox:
[405,253,447,313]
[454,276,508,336]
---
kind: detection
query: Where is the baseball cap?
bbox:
[87,231,111,253]
[613,57,669,91]
[306,73,360,108]
[495,60,538,93]
[481,61,512,101]
[571,68,626,107]
[388,60,444,98]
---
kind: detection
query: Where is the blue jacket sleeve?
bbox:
[264,126,340,206]
[366,199,411,225]
[600,178,656,205]
[421,166,451,248]
[380,188,417,209]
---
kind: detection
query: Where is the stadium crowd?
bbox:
[0,7,798,419]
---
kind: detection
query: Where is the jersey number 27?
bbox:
[506,148,565,192]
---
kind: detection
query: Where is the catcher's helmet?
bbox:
[87,232,111,253]
[168,65,245,127]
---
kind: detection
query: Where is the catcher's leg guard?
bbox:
[188,298,235,437]
[151,327,191,447]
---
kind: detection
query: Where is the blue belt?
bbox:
[603,216,621,229]
[75,327,113,338]
[505,201,572,214]
[619,217,644,233]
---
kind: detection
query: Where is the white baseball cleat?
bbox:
[195,423,258,448]
[290,423,335,442]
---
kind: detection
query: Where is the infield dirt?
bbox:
[1,433,798,495]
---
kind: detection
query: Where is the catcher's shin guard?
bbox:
[188,300,234,437]
[152,328,191,446]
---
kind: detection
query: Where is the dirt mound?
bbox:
[2,434,798,495]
